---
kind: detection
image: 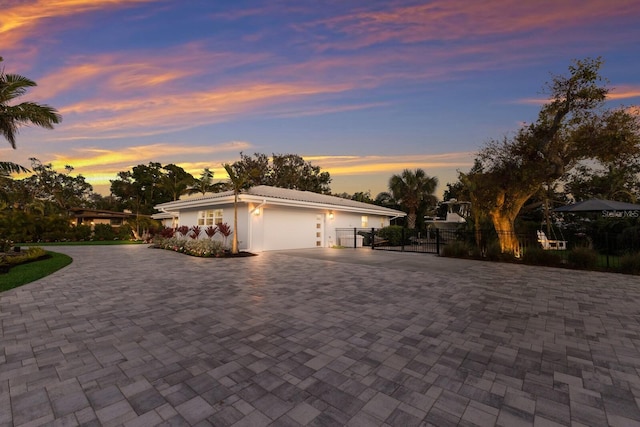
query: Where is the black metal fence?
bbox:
[335,226,640,269]
[335,227,451,254]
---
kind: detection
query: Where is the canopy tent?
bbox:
[554,198,640,217]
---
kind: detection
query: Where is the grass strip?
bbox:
[18,240,145,246]
[0,251,72,292]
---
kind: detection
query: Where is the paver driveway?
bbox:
[2,245,640,426]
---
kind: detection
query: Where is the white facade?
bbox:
[154,186,405,252]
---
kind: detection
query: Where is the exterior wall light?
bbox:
[329,211,334,220]
[253,207,261,216]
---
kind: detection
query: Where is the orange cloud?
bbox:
[33,61,192,100]
[0,0,157,51]
[48,141,251,174]
[44,141,253,194]
[45,79,356,140]
[306,153,475,176]
[609,85,640,100]
[512,85,640,106]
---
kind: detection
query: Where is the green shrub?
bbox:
[73,225,92,241]
[117,224,134,240]
[441,241,472,258]
[567,247,598,269]
[41,230,68,242]
[619,252,640,275]
[618,226,640,253]
[5,247,47,265]
[522,247,563,267]
[93,224,115,240]
[0,239,13,253]
[377,225,404,246]
[484,241,503,261]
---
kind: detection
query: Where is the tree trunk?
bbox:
[407,210,416,229]
[231,192,239,254]
[473,211,483,249]
[489,191,531,256]
[489,212,520,255]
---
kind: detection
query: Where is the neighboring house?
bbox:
[153,185,406,252]
[69,208,139,229]
[151,211,178,229]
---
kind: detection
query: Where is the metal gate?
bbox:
[335,228,453,254]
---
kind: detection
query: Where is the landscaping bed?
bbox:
[0,246,50,274]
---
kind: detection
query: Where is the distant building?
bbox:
[68,208,140,229]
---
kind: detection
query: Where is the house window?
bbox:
[197,209,223,226]
[361,216,368,228]
[110,218,123,226]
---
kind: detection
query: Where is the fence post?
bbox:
[371,227,375,250]
[606,232,610,268]
[353,228,357,249]
[436,228,441,255]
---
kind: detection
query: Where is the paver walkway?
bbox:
[2,246,640,426]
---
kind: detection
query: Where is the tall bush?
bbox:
[620,252,640,275]
[377,225,404,246]
[73,224,92,241]
[567,247,598,269]
[117,224,134,240]
[522,247,562,267]
[93,224,115,240]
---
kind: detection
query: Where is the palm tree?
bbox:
[1,57,62,149]
[159,164,195,201]
[223,163,249,254]
[188,168,224,195]
[0,161,28,175]
[389,168,438,229]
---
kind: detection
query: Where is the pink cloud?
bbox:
[302,0,640,50]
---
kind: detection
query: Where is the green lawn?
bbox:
[0,251,72,292]
[18,240,146,246]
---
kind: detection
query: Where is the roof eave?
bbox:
[154,193,405,217]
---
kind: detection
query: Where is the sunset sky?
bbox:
[2,0,640,198]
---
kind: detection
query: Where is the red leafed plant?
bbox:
[176,225,190,238]
[205,225,218,239]
[159,227,175,238]
[190,225,202,239]
[216,222,232,247]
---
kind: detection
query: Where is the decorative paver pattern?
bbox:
[2,245,640,426]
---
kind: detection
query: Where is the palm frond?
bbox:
[0,161,29,175]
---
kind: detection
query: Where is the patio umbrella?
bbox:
[554,198,640,216]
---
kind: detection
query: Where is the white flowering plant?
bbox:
[153,237,226,257]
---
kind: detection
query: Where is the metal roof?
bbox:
[155,185,406,217]
[554,198,640,212]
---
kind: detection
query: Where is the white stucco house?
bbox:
[153,185,406,252]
